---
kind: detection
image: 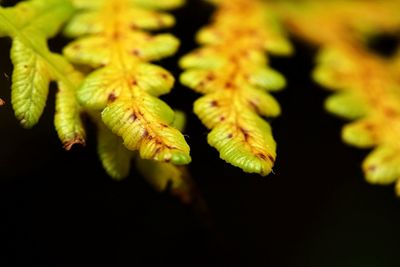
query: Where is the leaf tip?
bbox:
[170,152,192,165]
[64,136,86,151]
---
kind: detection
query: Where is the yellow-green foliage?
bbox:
[0,0,193,203]
[62,0,194,201]
[0,0,86,149]
[3,0,400,198]
[275,0,400,194]
[93,110,195,204]
[136,111,195,204]
[63,0,190,165]
[180,0,291,175]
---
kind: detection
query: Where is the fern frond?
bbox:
[93,110,194,203]
[63,0,190,165]
[0,0,86,149]
[276,0,400,194]
[317,47,400,187]
[180,0,291,175]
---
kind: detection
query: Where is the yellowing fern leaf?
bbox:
[316,47,400,191]
[136,111,195,204]
[64,0,190,164]
[93,110,194,204]
[276,0,400,194]
[0,0,86,149]
[180,0,291,175]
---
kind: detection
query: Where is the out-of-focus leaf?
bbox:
[276,0,400,194]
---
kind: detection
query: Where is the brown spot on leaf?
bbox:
[112,31,121,40]
[155,139,163,145]
[142,130,149,139]
[384,108,398,118]
[130,113,137,121]
[132,49,141,56]
[268,154,275,163]
[210,100,219,107]
[206,73,215,81]
[225,81,234,89]
[257,153,267,160]
[108,92,117,102]
[154,147,162,155]
[364,123,375,131]
[239,127,250,141]
[220,116,225,121]
[227,133,233,138]
[160,73,169,80]
[257,153,275,163]
[131,79,138,86]
[367,165,376,172]
[249,100,260,113]
[165,144,175,150]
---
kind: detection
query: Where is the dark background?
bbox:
[1,0,400,266]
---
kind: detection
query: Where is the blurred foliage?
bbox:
[182,0,400,194]
[274,0,400,195]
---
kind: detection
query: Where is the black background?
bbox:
[1,0,400,266]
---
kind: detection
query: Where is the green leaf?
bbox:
[96,116,133,180]
[0,0,86,148]
[10,38,50,128]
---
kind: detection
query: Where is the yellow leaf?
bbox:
[102,97,190,165]
[276,0,400,193]
[64,0,189,163]
[180,0,290,175]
